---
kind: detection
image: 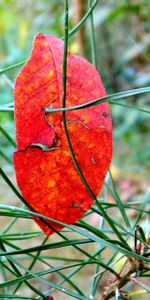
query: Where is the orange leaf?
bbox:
[14,33,112,235]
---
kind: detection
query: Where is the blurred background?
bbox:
[0,1,150,298]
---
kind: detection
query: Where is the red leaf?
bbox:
[14,33,112,235]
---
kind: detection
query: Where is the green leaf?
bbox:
[0,206,149,264]
[0,60,26,75]
[0,126,16,148]
[133,188,150,228]
[45,87,150,113]
[108,170,131,229]
[0,295,35,299]
[67,0,98,39]
[0,239,93,256]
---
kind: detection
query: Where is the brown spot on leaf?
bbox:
[102,112,108,118]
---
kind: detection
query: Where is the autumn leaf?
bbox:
[14,33,112,235]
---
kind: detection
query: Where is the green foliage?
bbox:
[0,0,150,299]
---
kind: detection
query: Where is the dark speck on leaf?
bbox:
[80,199,84,203]
[102,112,108,118]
